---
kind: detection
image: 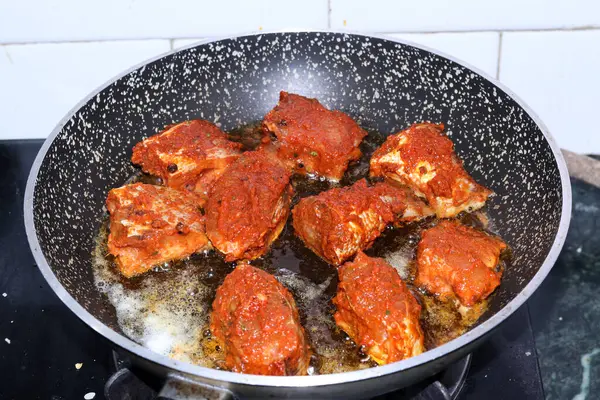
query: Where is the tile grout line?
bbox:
[496,32,503,80]
[168,39,174,51]
[1,25,599,46]
[2,46,13,64]
[378,25,600,35]
[0,38,173,46]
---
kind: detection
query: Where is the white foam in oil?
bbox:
[93,226,214,367]
[384,251,412,280]
[382,236,417,280]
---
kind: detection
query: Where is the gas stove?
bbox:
[0,140,545,399]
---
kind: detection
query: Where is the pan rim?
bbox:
[23,29,572,388]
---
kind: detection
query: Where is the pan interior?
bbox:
[90,128,501,373]
[30,32,562,374]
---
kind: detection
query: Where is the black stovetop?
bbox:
[0,140,550,399]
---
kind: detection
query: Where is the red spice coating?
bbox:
[210,264,311,375]
[333,252,424,365]
[415,220,507,307]
[131,120,242,201]
[262,91,367,181]
[292,179,432,265]
[205,151,292,261]
[106,183,210,278]
[370,122,491,218]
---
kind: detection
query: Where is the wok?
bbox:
[24,31,571,399]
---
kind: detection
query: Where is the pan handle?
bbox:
[104,367,234,400]
[158,373,234,400]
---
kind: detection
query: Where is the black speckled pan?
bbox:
[24,31,571,399]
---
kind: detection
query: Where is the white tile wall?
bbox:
[386,33,500,78]
[0,40,169,139]
[0,0,328,43]
[331,0,600,32]
[0,1,598,152]
[500,30,600,154]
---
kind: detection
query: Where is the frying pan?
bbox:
[24,31,571,399]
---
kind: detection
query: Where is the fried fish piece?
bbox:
[205,151,292,261]
[131,120,242,200]
[415,220,507,307]
[370,123,491,218]
[262,91,367,181]
[334,251,425,365]
[292,179,432,265]
[106,183,210,278]
[210,264,311,375]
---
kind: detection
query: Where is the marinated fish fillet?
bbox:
[106,183,210,278]
[415,220,507,307]
[262,91,367,181]
[334,252,425,365]
[205,151,293,261]
[210,264,311,375]
[292,179,432,265]
[370,123,491,218]
[131,120,242,200]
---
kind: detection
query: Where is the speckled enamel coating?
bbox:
[27,32,566,392]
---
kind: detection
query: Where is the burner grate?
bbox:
[373,355,471,400]
[105,351,471,400]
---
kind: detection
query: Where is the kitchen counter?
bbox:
[0,140,598,399]
[0,141,112,399]
[528,172,600,400]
